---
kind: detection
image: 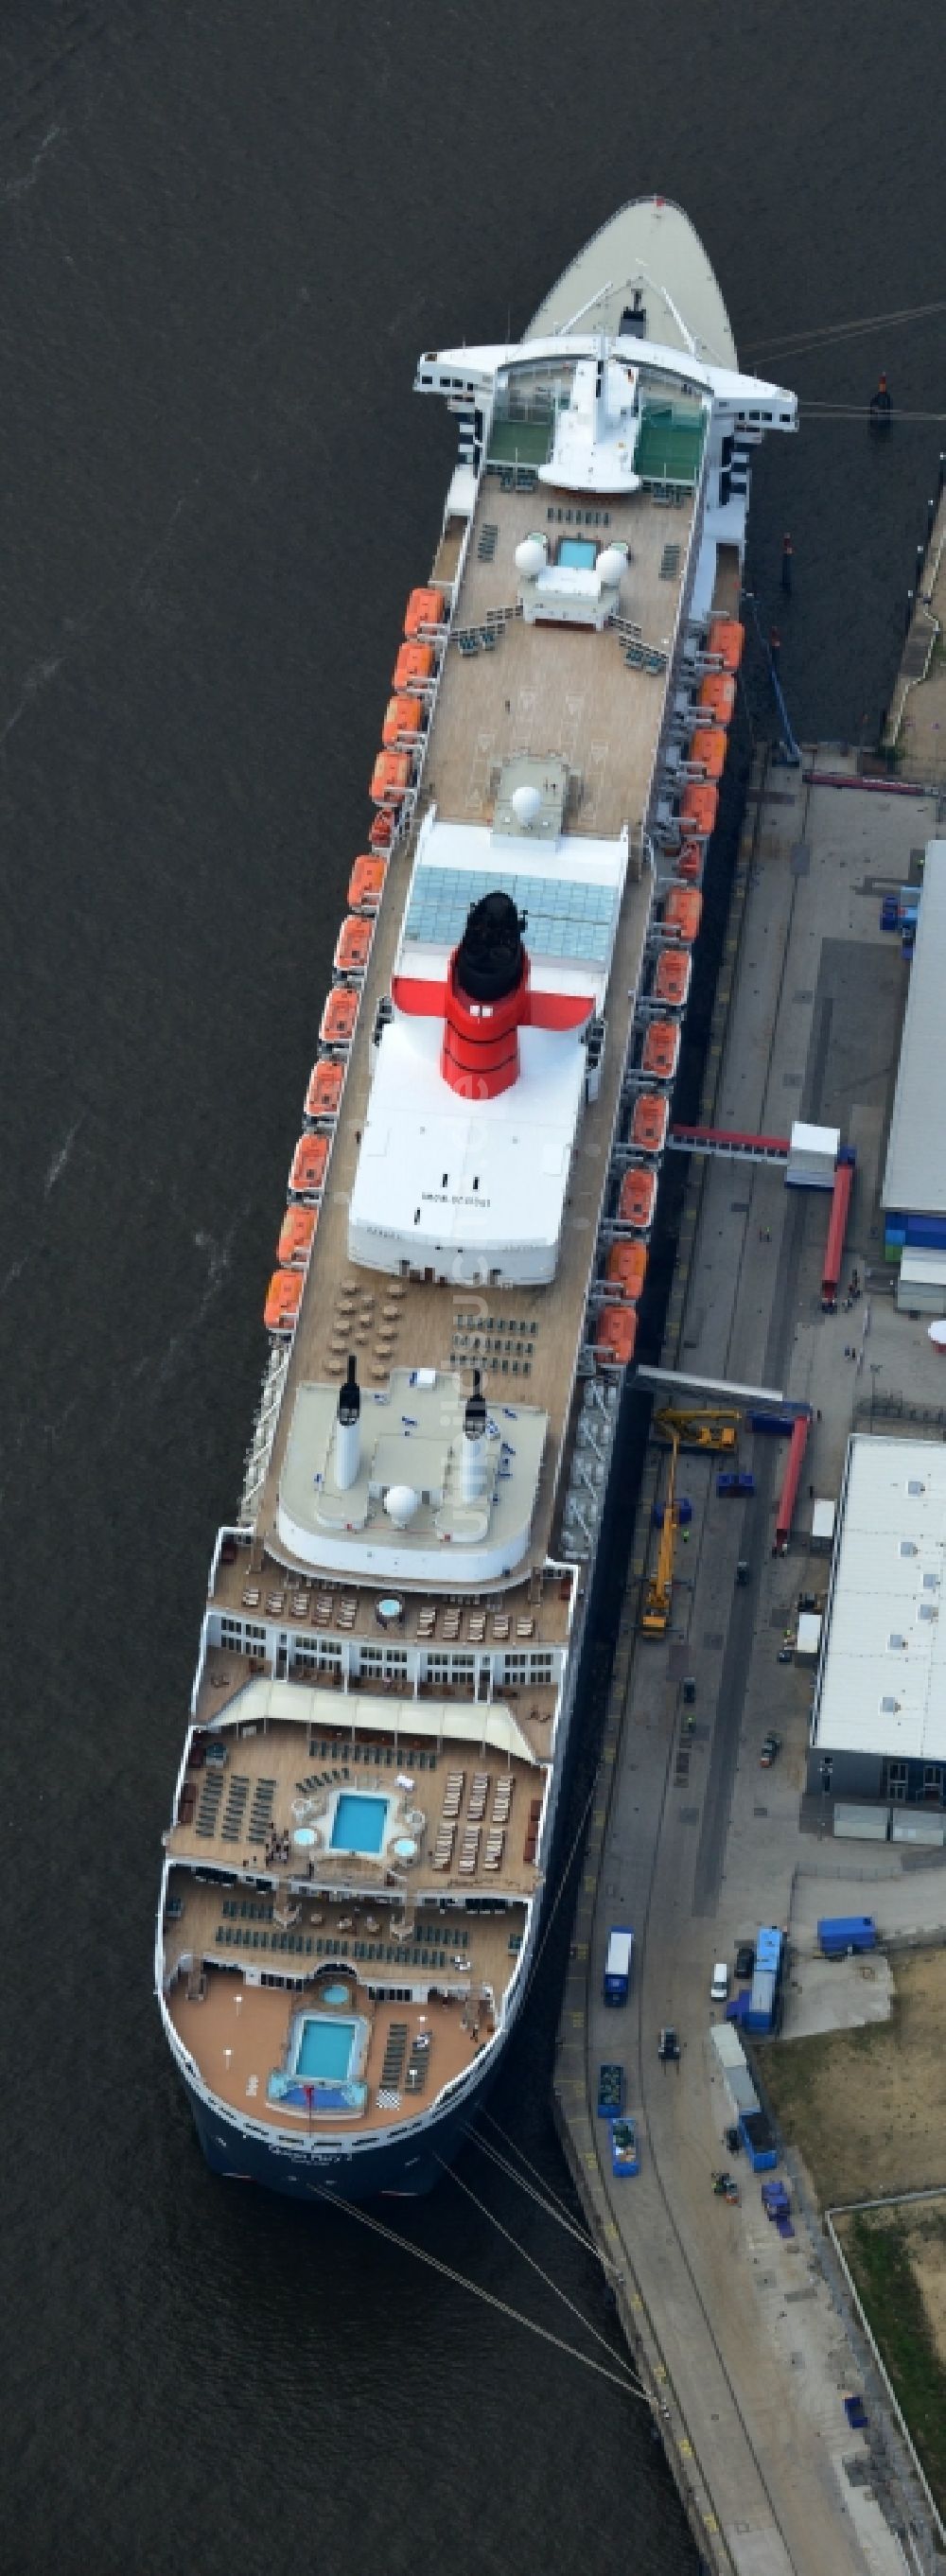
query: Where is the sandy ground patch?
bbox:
[761,1947,946,2206]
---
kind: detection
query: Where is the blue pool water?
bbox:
[330,1792,388,1852]
[559,536,596,569]
[294,2017,357,2081]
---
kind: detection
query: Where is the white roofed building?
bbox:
[807,1434,946,1814]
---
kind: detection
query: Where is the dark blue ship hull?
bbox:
[183,2059,493,2200]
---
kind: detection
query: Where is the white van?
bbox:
[710,1960,729,2003]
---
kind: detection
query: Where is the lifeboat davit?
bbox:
[393,640,435,691]
[642,1020,680,1080]
[698,671,736,726]
[688,727,727,782]
[370,811,394,852]
[663,885,703,945]
[347,853,387,915]
[618,1166,657,1231]
[304,1057,345,1125]
[708,615,745,673]
[654,946,692,1009]
[334,915,373,979]
[277,1203,318,1269]
[404,587,446,638]
[630,1093,670,1155]
[381,693,426,746]
[594,1305,638,1365]
[370,748,412,806]
[605,1240,648,1303]
[264,1269,304,1338]
[319,986,359,1052]
[289,1132,329,1201]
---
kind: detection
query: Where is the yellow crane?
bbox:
[640,1428,680,1636]
[652,1405,741,1454]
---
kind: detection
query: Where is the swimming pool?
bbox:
[330,1792,389,1853]
[293,2016,358,2082]
[558,536,597,570]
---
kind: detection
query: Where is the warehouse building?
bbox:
[807,1434,946,1818]
[883,839,946,1262]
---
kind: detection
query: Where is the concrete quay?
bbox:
[554,748,946,2576]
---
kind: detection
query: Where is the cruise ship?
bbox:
[156,201,796,2199]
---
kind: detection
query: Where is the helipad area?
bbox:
[808,1434,946,1804]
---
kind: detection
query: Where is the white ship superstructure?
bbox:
[156,201,796,2199]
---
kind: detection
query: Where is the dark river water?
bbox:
[2,5,944,2570]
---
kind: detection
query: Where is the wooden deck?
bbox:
[166,1896,525,2133]
[430,481,691,838]
[166,1713,547,1901]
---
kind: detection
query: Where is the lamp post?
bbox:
[869,1361,882,1432]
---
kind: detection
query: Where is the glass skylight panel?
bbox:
[404,867,617,964]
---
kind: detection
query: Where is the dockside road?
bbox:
[555,750,945,2576]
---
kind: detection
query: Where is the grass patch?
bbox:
[843,2212,946,2512]
[761,2022,895,2205]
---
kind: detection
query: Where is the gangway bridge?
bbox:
[667,1122,790,1165]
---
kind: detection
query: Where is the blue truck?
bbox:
[609,2116,640,2177]
[603,1928,634,2006]
[597,2063,624,2117]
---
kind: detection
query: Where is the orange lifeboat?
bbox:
[594,1305,638,1365]
[347,853,387,915]
[264,1269,304,1338]
[689,727,727,781]
[698,671,736,725]
[708,615,745,673]
[382,693,425,746]
[289,1131,329,1200]
[618,1166,657,1231]
[370,749,412,806]
[631,1093,670,1155]
[334,915,373,979]
[679,781,718,842]
[319,986,359,1051]
[404,587,446,638]
[654,946,692,1009]
[642,1020,680,1080]
[605,1241,648,1302]
[663,885,703,944]
[393,640,435,691]
[277,1203,318,1269]
[305,1057,344,1124]
[370,811,394,852]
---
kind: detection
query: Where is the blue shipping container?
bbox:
[756,1925,782,1973]
[817,1915,876,1957]
[740,2111,779,2171]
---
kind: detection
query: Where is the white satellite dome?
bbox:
[596,543,628,586]
[512,783,542,828]
[515,534,547,576]
[384,1482,420,1527]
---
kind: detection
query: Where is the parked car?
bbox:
[760,1730,781,1766]
[734,1941,756,1981]
[657,2025,680,2061]
[710,1960,729,2003]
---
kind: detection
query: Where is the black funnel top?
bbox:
[464,1366,487,1441]
[338,1355,360,1424]
[455,890,525,1004]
